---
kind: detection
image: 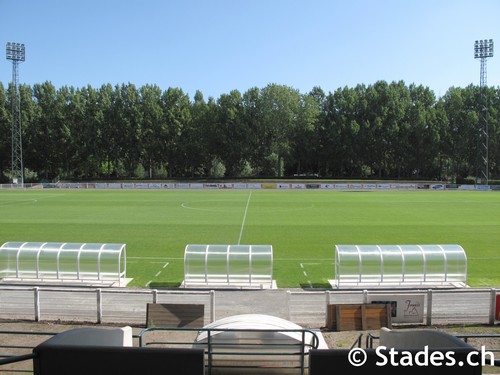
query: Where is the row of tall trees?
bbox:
[0,80,499,181]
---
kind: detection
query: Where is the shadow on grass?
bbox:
[149,281,182,289]
[300,282,332,290]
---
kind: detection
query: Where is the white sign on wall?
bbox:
[369,294,425,323]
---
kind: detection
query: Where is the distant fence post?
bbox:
[426,289,433,325]
[34,287,40,322]
[325,291,331,318]
[152,289,158,304]
[489,288,496,325]
[286,290,292,321]
[363,289,368,304]
[210,290,215,323]
[97,288,102,324]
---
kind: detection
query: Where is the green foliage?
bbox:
[209,157,226,178]
[1,81,500,180]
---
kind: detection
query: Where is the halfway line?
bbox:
[238,191,252,245]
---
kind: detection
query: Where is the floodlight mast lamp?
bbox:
[6,42,25,187]
[474,39,493,185]
[474,39,493,86]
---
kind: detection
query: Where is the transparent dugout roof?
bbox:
[334,244,467,287]
[0,242,126,285]
[194,314,320,351]
[184,244,273,288]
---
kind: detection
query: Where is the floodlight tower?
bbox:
[474,39,493,185]
[6,42,25,187]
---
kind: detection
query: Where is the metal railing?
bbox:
[136,327,321,375]
[1,328,499,374]
[0,330,56,373]
[0,327,318,374]
[349,333,364,349]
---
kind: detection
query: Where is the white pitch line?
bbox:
[300,263,315,288]
[238,191,252,245]
[145,262,169,287]
[0,194,66,207]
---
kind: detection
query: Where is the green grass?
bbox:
[0,189,499,288]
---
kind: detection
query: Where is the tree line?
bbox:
[0,80,499,182]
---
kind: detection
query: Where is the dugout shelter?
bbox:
[183,244,274,288]
[0,242,127,286]
[333,244,467,288]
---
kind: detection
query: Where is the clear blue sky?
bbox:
[1,0,498,99]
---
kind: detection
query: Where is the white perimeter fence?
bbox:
[0,287,498,327]
[0,182,499,191]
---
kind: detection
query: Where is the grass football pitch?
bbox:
[0,189,499,288]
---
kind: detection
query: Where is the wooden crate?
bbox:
[325,304,392,331]
[146,303,204,328]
